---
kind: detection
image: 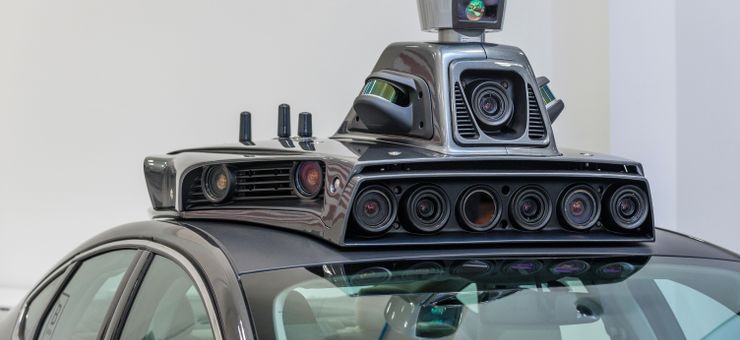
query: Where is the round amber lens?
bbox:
[296,161,323,198]
[216,174,228,191]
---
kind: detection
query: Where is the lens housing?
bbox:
[202,164,235,204]
[403,186,450,234]
[510,186,552,231]
[452,260,495,278]
[349,266,392,286]
[458,186,502,232]
[504,260,544,275]
[559,185,601,231]
[353,186,397,235]
[598,262,636,279]
[550,260,590,276]
[294,161,324,199]
[605,185,649,230]
[470,81,514,129]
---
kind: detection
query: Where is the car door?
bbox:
[112,254,219,340]
[14,239,226,340]
[32,249,140,340]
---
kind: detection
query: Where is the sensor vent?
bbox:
[454,82,479,139]
[527,85,546,140]
[232,162,294,201]
[185,161,296,208]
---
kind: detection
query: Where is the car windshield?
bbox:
[241,256,740,340]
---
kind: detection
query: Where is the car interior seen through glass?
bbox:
[242,256,740,340]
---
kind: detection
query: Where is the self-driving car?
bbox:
[2,1,739,340]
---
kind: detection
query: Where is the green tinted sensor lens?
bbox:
[362,79,400,104]
[466,0,485,21]
[540,84,556,105]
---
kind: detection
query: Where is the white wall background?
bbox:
[609,0,678,231]
[610,0,740,253]
[675,1,740,252]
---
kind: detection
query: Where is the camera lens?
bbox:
[459,186,501,232]
[294,161,323,198]
[504,260,544,275]
[510,186,552,231]
[598,262,636,279]
[202,165,235,204]
[353,186,396,235]
[606,185,649,230]
[559,186,601,230]
[349,266,392,286]
[403,186,450,234]
[471,81,514,129]
[550,260,590,276]
[618,198,637,218]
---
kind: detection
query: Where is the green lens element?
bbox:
[466,0,485,21]
[540,84,557,105]
[362,79,400,104]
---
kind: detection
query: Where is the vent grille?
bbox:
[186,161,297,208]
[528,85,546,140]
[454,82,479,139]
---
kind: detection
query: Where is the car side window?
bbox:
[119,255,216,340]
[37,250,136,340]
[22,274,64,340]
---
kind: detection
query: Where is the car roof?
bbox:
[179,220,740,275]
[70,220,739,277]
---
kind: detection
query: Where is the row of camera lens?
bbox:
[352,183,650,235]
[341,259,639,287]
[200,161,324,204]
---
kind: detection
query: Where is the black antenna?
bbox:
[298,112,313,138]
[277,104,291,138]
[239,111,252,144]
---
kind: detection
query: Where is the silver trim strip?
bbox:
[12,265,70,340]
[355,171,647,181]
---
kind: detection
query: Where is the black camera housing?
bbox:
[144,0,656,248]
[461,70,527,139]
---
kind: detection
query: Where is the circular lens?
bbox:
[559,186,601,230]
[202,165,234,203]
[479,93,502,116]
[618,198,638,218]
[504,260,543,275]
[362,78,402,104]
[417,198,435,218]
[295,161,323,198]
[349,267,392,286]
[470,81,514,129]
[606,186,649,230]
[459,187,501,232]
[401,262,445,281]
[466,0,485,21]
[452,260,495,278]
[353,186,396,235]
[510,186,552,231]
[403,186,450,234]
[520,198,539,218]
[550,260,590,276]
[598,262,636,279]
